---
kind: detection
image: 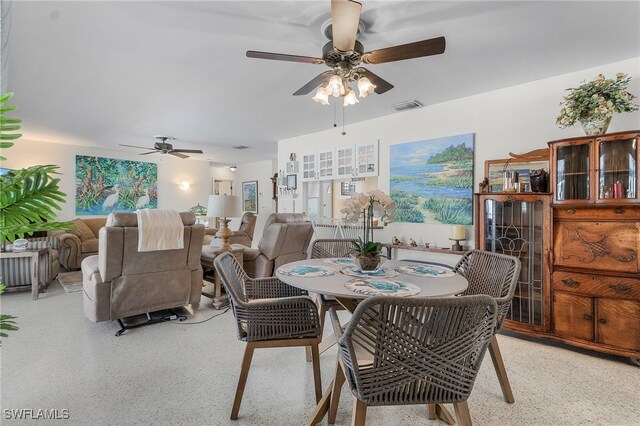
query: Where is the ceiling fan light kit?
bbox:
[246,0,445,107]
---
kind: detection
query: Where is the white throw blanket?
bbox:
[136,209,184,252]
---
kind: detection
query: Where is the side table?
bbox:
[382,243,467,260]
[200,246,244,309]
[0,248,49,300]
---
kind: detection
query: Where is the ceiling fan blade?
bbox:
[172,149,203,154]
[331,0,362,52]
[119,144,153,150]
[358,68,394,94]
[293,71,334,96]
[361,36,446,64]
[169,152,189,159]
[246,51,324,64]
[139,151,158,155]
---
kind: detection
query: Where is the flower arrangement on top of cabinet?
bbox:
[556,73,638,136]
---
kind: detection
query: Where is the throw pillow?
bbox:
[70,219,95,241]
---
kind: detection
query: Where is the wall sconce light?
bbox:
[179,181,190,190]
[229,166,237,172]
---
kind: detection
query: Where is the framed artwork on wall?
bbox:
[390,133,474,225]
[75,155,157,215]
[242,180,258,213]
[286,174,297,190]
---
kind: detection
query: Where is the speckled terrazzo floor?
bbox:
[1,281,639,426]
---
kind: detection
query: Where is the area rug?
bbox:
[57,271,83,293]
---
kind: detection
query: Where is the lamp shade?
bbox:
[207,195,241,218]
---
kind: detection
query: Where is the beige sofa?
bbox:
[56,218,106,270]
[81,212,204,324]
[235,213,313,278]
[203,212,256,247]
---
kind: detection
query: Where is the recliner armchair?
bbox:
[203,212,256,247]
[81,212,204,325]
[235,213,313,278]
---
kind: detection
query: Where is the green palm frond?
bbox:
[0,92,21,159]
[0,284,19,343]
[0,166,71,241]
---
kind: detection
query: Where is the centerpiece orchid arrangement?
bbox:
[341,190,396,268]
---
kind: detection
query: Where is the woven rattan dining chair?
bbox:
[304,238,356,362]
[452,249,521,404]
[213,252,323,420]
[331,295,498,426]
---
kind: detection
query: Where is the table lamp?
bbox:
[449,225,465,251]
[207,195,241,252]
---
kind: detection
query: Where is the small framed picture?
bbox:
[242,180,258,213]
[286,174,297,190]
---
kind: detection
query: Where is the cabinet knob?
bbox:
[599,318,607,325]
[566,209,576,215]
[562,278,580,287]
[584,314,592,321]
[609,284,630,292]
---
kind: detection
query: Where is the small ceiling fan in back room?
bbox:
[119,136,203,159]
[246,0,446,106]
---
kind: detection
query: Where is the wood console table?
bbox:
[0,249,49,300]
[382,243,466,260]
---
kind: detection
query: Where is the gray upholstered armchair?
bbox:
[235,213,313,278]
[81,212,204,328]
[203,212,256,247]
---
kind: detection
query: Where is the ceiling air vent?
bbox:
[233,145,249,150]
[391,100,423,112]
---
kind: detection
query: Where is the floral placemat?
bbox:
[395,263,455,278]
[341,266,399,278]
[322,257,355,266]
[345,278,421,297]
[277,265,337,277]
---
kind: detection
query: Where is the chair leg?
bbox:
[328,358,346,424]
[306,305,327,362]
[351,397,367,426]
[427,404,437,420]
[489,335,515,403]
[453,401,472,426]
[310,343,322,402]
[231,343,255,420]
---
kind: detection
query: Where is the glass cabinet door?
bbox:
[597,136,637,201]
[555,143,590,201]
[484,199,545,326]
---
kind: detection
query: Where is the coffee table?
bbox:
[200,245,244,309]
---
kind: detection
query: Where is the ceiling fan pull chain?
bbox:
[341,103,347,136]
[333,101,337,128]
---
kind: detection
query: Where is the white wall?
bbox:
[1,139,211,220]
[278,57,640,262]
[233,159,277,246]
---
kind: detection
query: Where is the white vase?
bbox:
[579,115,612,136]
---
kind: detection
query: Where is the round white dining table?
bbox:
[276,258,469,426]
[275,258,468,302]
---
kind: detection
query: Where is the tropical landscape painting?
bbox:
[390,134,474,225]
[75,155,158,215]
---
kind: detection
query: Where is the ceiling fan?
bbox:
[246,0,446,105]
[120,136,203,159]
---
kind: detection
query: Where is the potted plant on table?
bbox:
[556,73,638,136]
[341,190,396,271]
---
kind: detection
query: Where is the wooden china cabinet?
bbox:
[548,130,640,365]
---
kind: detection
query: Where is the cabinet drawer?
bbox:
[554,207,640,220]
[553,221,639,273]
[552,271,640,300]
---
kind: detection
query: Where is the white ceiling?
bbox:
[5,1,640,166]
